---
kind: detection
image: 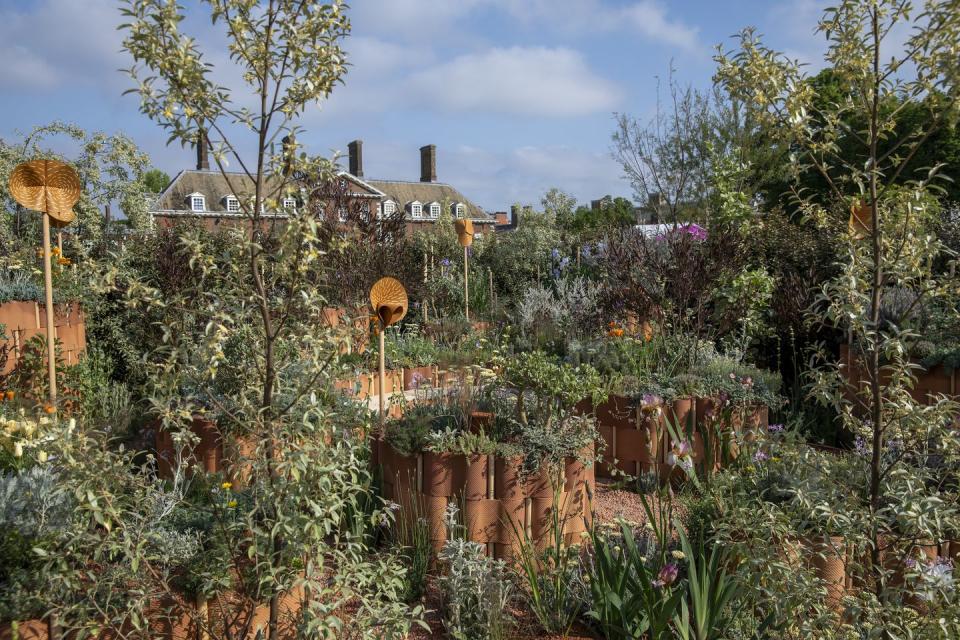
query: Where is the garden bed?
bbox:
[378,440,593,560]
[0,300,86,373]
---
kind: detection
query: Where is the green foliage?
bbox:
[142,168,170,194]
[586,520,683,639]
[0,122,154,242]
[439,532,513,640]
[509,483,588,636]
[673,529,748,640]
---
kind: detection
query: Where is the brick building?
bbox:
[149,138,495,238]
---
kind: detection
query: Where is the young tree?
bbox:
[101,2,421,638]
[0,122,153,246]
[717,0,960,621]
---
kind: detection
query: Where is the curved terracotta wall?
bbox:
[0,301,86,374]
[585,395,769,480]
[378,441,594,560]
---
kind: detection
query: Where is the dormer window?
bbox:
[409,201,422,218]
[188,193,206,212]
[383,200,397,217]
[428,202,441,218]
[225,196,240,213]
[282,197,296,211]
[453,203,466,218]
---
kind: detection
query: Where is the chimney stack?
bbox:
[420,144,436,183]
[197,130,210,170]
[282,134,296,176]
[348,139,363,177]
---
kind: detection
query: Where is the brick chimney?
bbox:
[197,130,209,170]
[348,139,363,177]
[282,134,296,176]
[420,144,436,183]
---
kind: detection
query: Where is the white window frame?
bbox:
[429,202,441,218]
[190,194,206,212]
[410,201,422,218]
[383,200,397,217]
[337,206,347,222]
[225,196,240,213]
[455,203,466,218]
[282,197,296,211]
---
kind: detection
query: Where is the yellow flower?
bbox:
[671,550,686,560]
[227,500,238,508]
[37,450,48,463]
[221,481,233,490]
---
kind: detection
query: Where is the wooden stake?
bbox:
[488,267,494,308]
[463,245,470,322]
[378,328,386,420]
[42,213,57,403]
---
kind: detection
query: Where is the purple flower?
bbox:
[440,258,451,267]
[681,223,707,241]
[551,248,560,259]
[658,563,679,586]
[753,450,769,463]
[768,423,784,434]
[641,393,662,407]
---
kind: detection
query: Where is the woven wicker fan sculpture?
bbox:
[8,159,82,404]
[453,219,474,322]
[369,276,408,329]
[370,277,408,418]
[849,200,873,240]
[454,218,474,247]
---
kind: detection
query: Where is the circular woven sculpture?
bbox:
[369,277,407,328]
[454,218,474,247]
[9,159,81,224]
[849,200,872,239]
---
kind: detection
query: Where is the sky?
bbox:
[0,0,831,213]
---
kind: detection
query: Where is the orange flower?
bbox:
[608,328,625,338]
[4,390,13,401]
[43,404,56,415]
[57,257,72,266]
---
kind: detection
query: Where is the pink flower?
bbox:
[658,562,679,586]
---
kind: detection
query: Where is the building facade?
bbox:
[149,138,495,238]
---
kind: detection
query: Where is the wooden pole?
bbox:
[463,245,470,322]
[41,213,57,403]
[378,327,386,421]
[488,267,494,308]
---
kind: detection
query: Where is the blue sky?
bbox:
[0,0,829,213]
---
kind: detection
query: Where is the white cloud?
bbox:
[0,0,125,92]
[406,47,621,117]
[618,2,700,51]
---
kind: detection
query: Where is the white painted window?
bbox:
[473,232,482,239]
[410,201,422,218]
[282,197,296,211]
[429,202,441,218]
[455,203,466,218]
[337,206,347,222]
[384,200,397,216]
[225,196,240,213]
[190,195,205,212]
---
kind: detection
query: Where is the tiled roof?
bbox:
[363,179,494,223]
